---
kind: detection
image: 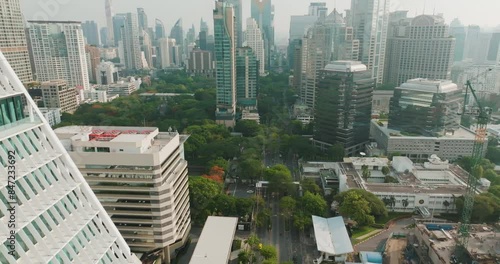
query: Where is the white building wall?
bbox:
[246,18,266,76]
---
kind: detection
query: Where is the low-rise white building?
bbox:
[82,88,119,103]
[189,217,238,264]
[312,216,354,263]
[33,107,62,127]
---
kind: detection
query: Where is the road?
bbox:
[355,218,413,252]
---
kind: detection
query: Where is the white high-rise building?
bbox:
[119,13,143,70]
[0,0,33,84]
[0,51,139,263]
[245,18,265,76]
[350,0,390,84]
[28,21,90,90]
[159,38,178,68]
[105,0,114,46]
[54,126,191,262]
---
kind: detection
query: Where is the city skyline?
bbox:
[20,0,500,45]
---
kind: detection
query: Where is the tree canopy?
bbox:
[335,189,387,225]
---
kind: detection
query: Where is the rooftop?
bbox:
[190,216,238,264]
[312,216,353,256]
[344,157,389,167]
[373,120,476,140]
[324,61,367,73]
[399,78,459,93]
[54,126,158,143]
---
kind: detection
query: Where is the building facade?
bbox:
[85,45,101,83]
[350,0,390,84]
[0,50,139,263]
[236,47,259,110]
[0,0,33,84]
[119,13,143,70]
[41,80,78,114]
[313,61,374,156]
[82,20,100,46]
[388,79,462,137]
[245,18,266,76]
[214,0,237,127]
[54,126,191,262]
[225,0,243,47]
[105,0,115,45]
[96,61,119,85]
[385,15,455,86]
[251,0,274,70]
[187,49,214,77]
[38,107,62,127]
[28,21,90,90]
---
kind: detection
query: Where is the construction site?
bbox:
[402,223,500,264]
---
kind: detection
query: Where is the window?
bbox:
[97,147,110,153]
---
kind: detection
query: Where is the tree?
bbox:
[489,185,500,198]
[238,250,251,264]
[239,159,264,183]
[381,166,390,176]
[338,191,375,226]
[361,165,371,181]
[402,199,409,210]
[335,189,387,218]
[486,147,500,163]
[246,233,260,250]
[300,191,327,217]
[484,169,500,185]
[264,165,293,195]
[455,194,498,223]
[329,143,345,161]
[235,120,262,137]
[209,194,236,216]
[189,177,222,224]
[207,158,229,172]
[202,166,225,184]
[260,245,277,260]
[280,196,296,220]
[236,198,254,221]
[293,211,311,231]
[301,178,321,194]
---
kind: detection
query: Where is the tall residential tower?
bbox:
[105,0,114,46]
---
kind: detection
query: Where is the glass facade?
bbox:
[236,47,259,109]
[0,95,25,126]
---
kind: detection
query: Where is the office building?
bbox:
[82,89,115,104]
[385,15,455,86]
[85,45,101,83]
[236,47,259,110]
[96,61,119,85]
[309,2,328,17]
[105,0,115,45]
[104,80,138,97]
[326,9,360,61]
[28,21,90,90]
[100,27,109,46]
[137,8,148,32]
[251,0,274,70]
[118,13,143,70]
[225,0,243,47]
[113,14,127,47]
[214,0,237,127]
[313,61,374,156]
[450,18,467,62]
[288,15,318,69]
[350,0,390,84]
[388,79,462,137]
[0,0,33,84]
[54,126,191,262]
[155,19,166,40]
[170,19,184,59]
[186,24,196,46]
[464,25,481,62]
[40,80,78,114]
[245,18,266,76]
[82,20,100,46]
[159,38,172,68]
[140,29,153,69]
[0,50,139,264]
[187,49,214,77]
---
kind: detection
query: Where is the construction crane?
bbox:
[456,69,493,262]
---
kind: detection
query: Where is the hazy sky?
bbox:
[21,0,500,44]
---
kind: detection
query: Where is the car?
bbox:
[246,190,255,194]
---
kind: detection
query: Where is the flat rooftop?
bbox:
[373,120,476,140]
[54,126,158,143]
[190,216,238,264]
[312,216,353,255]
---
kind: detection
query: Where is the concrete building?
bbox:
[100,47,118,60]
[350,0,390,84]
[104,80,138,97]
[54,126,191,262]
[449,18,467,62]
[236,47,259,110]
[338,156,475,215]
[187,49,214,77]
[385,15,455,86]
[311,216,354,263]
[169,19,184,60]
[159,38,180,68]
[28,21,90,90]
[308,2,328,17]
[388,79,462,137]
[455,63,500,96]
[370,120,487,162]
[0,0,33,84]
[105,0,115,45]
[119,13,143,70]
[41,80,78,114]
[214,0,237,127]
[372,90,393,114]
[96,61,119,85]
[0,50,139,264]
[288,15,318,69]
[85,45,101,83]
[155,19,166,41]
[313,61,374,156]
[225,0,243,47]
[189,217,238,264]
[245,18,266,76]
[325,9,360,62]
[82,20,100,46]
[82,89,116,103]
[251,0,274,70]
[33,107,62,127]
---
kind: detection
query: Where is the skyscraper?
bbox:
[313,61,374,156]
[119,13,143,70]
[326,9,360,61]
[113,14,127,47]
[28,21,90,90]
[170,18,184,60]
[100,27,109,46]
[236,47,259,109]
[214,0,237,127]
[155,19,166,40]
[309,2,328,17]
[137,7,148,32]
[388,79,462,137]
[350,0,390,84]
[159,38,173,68]
[246,18,265,76]
[105,0,114,46]
[226,0,243,47]
[0,50,140,264]
[200,18,209,34]
[450,18,467,62]
[385,15,455,86]
[251,0,274,70]
[0,0,33,84]
[82,21,100,46]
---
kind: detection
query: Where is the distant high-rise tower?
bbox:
[385,15,455,86]
[119,13,143,70]
[350,0,390,84]
[137,7,148,32]
[113,14,127,47]
[251,0,274,70]
[313,61,374,156]
[155,19,166,40]
[28,21,90,90]
[105,0,114,46]
[187,24,196,45]
[82,20,100,46]
[449,19,466,61]
[200,18,209,34]
[226,0,243,47]
[100,27,109,46]
[236,47,259,109]
[0,0,33,84]
[214,0,237,127]
[0,50,140,264]
[325,9,359,61]
[246,18,265,76]
[309,2,328,17]
[170,19,184,58]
